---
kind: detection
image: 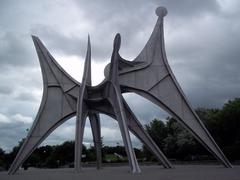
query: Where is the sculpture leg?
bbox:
[8,91,75,175]
[122,99,172,168]
[89,112,102,169]
[130,125,172,168]
[110,89,140,173]
[8,36,77,175]
[8,118,72,175]
[89,99,171,169]
[74,103,87,173]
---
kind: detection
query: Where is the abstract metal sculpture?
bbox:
[8,7,232,175]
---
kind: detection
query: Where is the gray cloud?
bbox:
[15,92,39,102]
[123,93,170,124]
[0,113,33,151]
[0,32,36,67]
[160,0,220,17]
[30,25,87,58]
[0,84,14,95]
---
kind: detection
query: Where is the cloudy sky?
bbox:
[0,0,240,152]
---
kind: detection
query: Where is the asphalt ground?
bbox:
[0,165,239,180]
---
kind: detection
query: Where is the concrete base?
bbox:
[1,165,240,180]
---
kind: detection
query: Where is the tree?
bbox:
[145,119,168,149]
[142,119,167,160]
[218,98,240,146]
[0,148,5,168]
[164,118,203,160]
[196,99,240,160]
[144,118,206,160]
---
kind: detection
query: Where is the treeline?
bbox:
[0,98,239,170]
[144,98,240,161]
[0,141,141,170]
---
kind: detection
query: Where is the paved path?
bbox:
[1,165,239,180]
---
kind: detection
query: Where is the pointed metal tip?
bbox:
[85,35,91,64]
[87,35,91,46]
[87,34,90,43]
[31,35,39,41]
[113,33,121,52]
[116,33,121,38]
[82,34,92,85]
[87,35,91,52]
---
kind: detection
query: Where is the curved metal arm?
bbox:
[117,7,232,168]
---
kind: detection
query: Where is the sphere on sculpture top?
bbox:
[155,6,168,17]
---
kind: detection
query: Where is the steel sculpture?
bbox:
[8,7,232,175]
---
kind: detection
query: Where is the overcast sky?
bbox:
[0,0,240,152]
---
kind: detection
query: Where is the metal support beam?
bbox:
[89,112,102,169]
